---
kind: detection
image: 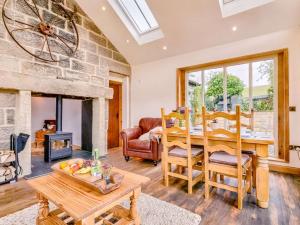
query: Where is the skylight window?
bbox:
[223,0,234,4]
[108,0,164,45]
[118,0,159,34]
[219,0,275,18]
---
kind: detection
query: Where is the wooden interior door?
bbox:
[108,81,122,149]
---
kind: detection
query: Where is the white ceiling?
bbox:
[76,0,300,65]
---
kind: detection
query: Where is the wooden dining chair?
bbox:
[161,107,204,194]
[229,108,254,131]
[202,105,252,209]
[229,108,257,187]
[193,108,202,126]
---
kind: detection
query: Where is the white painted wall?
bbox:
[31,97,82,146]
[31,97,56,142]
[131,28,300,168]
[62,99,82,146]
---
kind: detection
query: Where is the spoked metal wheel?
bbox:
[2,0,79,62]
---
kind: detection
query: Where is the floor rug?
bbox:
[0,193,201,225]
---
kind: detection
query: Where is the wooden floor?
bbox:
[0,147,300,225]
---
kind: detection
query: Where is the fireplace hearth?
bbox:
[44,95,73,162]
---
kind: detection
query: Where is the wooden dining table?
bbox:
[165,131,274,209]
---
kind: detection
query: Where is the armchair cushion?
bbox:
[128,139,151,151]
[138,132,150,141]
[138,126,162,141]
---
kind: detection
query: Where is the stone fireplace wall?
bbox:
[0,0,131,176]
[0,0,131,80]
[0,92,16,150]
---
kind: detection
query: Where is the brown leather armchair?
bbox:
[120,118,162,166]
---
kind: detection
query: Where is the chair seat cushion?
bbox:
[242,149,255,155]
[128,139,150,150]
[209,151,250,166]
[169,146,203,158]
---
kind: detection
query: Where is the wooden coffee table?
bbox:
[27,168,150,225]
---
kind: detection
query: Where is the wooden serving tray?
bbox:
[51,158,124,194]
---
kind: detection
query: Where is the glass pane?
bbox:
[252,59,277,156]
[226,63,249,112]
[135,0,159,28]
[223,0,234,4]
[51,140,70,150]
[118,0,158,34]
[187,71,203,126]
[204,68,224,111]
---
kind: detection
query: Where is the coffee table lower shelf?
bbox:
[39,205,134,225]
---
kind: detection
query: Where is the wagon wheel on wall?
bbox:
[2,0,79,62]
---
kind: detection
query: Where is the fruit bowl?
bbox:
[59,159,92,175]
[51,158,124,194]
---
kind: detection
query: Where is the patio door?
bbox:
[186,58,278,157]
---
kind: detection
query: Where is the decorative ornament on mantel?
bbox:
[2,0,79,62]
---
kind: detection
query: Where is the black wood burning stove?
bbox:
[44,95,73,162]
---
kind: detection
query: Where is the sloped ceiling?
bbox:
[76,0,300,65]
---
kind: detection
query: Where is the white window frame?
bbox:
[108,0,164,45]
[117,0,159,35]
[218,0,275,18]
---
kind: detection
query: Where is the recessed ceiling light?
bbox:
[232,26,237,31]
[101,6,106,11]
[162,46,167,50]
[126,39,130,43]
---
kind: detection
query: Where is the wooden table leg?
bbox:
[36,193,49,225]
[75,215,94,225]
[130,188,141,225]
[256,144,269,208]
[252,154,257,188]
[161,153,164,180]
